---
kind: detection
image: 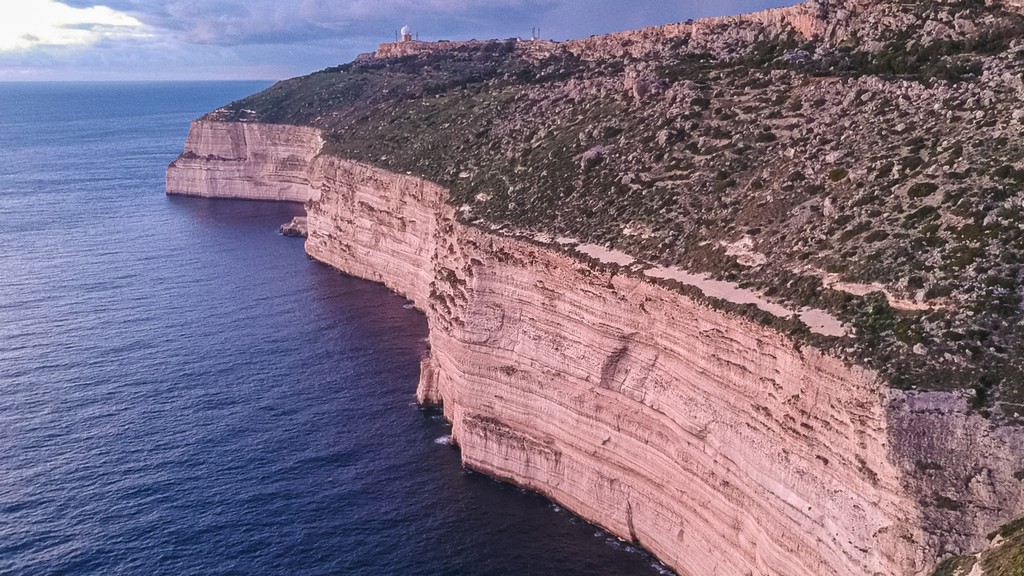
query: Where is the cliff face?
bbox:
[168,120,1024,575]
[166,120,322,202]
[216,0,1024,410]
[304,142,926,576]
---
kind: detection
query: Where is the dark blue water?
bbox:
[0,82,670,575]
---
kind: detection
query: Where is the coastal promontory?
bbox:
[168,1,1024,573]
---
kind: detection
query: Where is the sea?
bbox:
[0,82,670,575]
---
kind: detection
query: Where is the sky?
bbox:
[0,0,799,81]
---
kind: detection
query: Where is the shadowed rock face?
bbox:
[887,391,1024,559]
[168,120,1024,575]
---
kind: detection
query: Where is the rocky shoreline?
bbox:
[279,216,307,238]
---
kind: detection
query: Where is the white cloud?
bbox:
[0,0,150,51]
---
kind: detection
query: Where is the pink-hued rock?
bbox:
[166,120,322,202]
[167,120,1024,576]
[305,155,925,576]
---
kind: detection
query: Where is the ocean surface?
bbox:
[0,82,669,575]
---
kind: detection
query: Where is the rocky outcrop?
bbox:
[361,2,827,65]
[169,120,1024,576]
[564,1,828,60]
[280,216,308,237]
[371,38,497,60]
[166,120,322,202]
[363,2,828,67]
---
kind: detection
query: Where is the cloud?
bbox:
[0,0,150,51]
[44,0,801,47]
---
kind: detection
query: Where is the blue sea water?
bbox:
[0,82,670,575]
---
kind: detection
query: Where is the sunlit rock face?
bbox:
[166,120,322,202]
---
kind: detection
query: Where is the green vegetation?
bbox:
[908,182,939,198]
[933,517,1024,576]
[932,556,976,576]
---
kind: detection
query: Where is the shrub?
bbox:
[993,164,1024,184]
[904,205,939,227]
[925,284,954,299]
[876,161,895,178]
[865,229,890,243]
[908,182,939,198]
[852,193,880,207]
[828,168,849,182]
[901,155,925,171]
[690,97,712,109]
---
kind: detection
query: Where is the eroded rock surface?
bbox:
[166,120,322,202]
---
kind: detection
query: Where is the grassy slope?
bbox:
[214,1,1024,411]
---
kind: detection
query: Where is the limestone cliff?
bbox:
[166,120,322,202]
[168,120,1024,575]
[307,157,923,575]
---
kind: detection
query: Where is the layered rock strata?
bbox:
[168,120,1024,576]
[166,120,322,202]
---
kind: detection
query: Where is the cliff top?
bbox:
[212,0,1024,421]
